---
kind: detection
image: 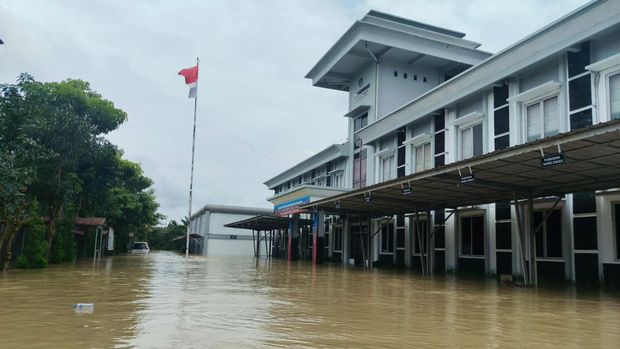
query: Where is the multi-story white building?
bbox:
[265,1,620,287]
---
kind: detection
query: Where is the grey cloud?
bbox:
[0,0,589,223]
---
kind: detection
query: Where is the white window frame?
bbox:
[606,69,620,122]
[376,150,395,182]
[522,93,560,143]
[412,142,432,173]
[333,172,343,188]
[458,122,483,161]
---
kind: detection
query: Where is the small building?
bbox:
[189,204,272,256]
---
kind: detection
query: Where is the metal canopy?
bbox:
[302,119,620,216]
[224,215,313,231]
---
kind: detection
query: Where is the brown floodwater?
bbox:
[1,251,620,348]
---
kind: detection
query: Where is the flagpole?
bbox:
[186,56,199,260]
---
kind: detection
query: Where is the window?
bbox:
[397,128,406,178]
[380,155,394,182]
[403,73,408,79]
[461,216,484,256]
[333,226,343,252]
[413,143,432,173]
[380,223,394,253]
[525,96,559,142]
[610,73,620,120]
[534,210,562,258]
[459,124,483,160]
[354,113,368,132]
[353,150,367,189]
[334,172,343,188]
[394,71,398,77]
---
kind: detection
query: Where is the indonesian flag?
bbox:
[178,65,199,98]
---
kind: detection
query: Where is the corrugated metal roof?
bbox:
[304,119,620,215]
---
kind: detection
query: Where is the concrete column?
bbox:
[312,210,326,265]
[288,214,300,261]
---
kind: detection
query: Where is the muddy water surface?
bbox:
[1,252,620,348]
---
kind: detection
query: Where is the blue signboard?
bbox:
[274,196,311,216]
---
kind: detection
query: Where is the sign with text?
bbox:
[541,153,565,167]
[402,186,413,195]
[460,174,475,184]
[274,196,311,217]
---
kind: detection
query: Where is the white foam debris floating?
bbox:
[72,303,94,314]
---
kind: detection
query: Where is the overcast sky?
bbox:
[0,0,589,222]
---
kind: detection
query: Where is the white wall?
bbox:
[377,61,440,119]
[192,211,269,256]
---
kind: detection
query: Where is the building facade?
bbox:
[265,1,620,285]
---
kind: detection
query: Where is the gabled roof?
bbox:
[305,10,491,90]
[74,217,106,226]
[358,0,617,143]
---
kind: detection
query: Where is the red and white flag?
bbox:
[178,65,199,98]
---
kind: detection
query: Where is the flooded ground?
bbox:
[1,252,620,348]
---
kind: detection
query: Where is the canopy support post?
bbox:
[528,193,537,287]
[251,230,256,258]
[414,206,425,275]
[427,207,433,276]
[513,192,528,286]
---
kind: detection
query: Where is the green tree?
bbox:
[1,74,162,269]
[0,74,48,270]
[14,76,127,258]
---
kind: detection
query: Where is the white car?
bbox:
[131,242,150,255]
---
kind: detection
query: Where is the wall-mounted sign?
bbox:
[402,185,413,195]
[274,196,311,217]
[352,83,370,103]
[229,235,238,240]
[460,174,475,184]
[363,195,372,204]
[541,153,565,167]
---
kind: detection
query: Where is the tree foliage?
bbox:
[0,74,162,269]
[146,219,187,251]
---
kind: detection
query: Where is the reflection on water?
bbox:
[1,252,620,348]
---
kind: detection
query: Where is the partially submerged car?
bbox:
[130,242,150,255]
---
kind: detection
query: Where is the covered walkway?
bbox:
[224,215,313,260]
[302,119,620,285]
